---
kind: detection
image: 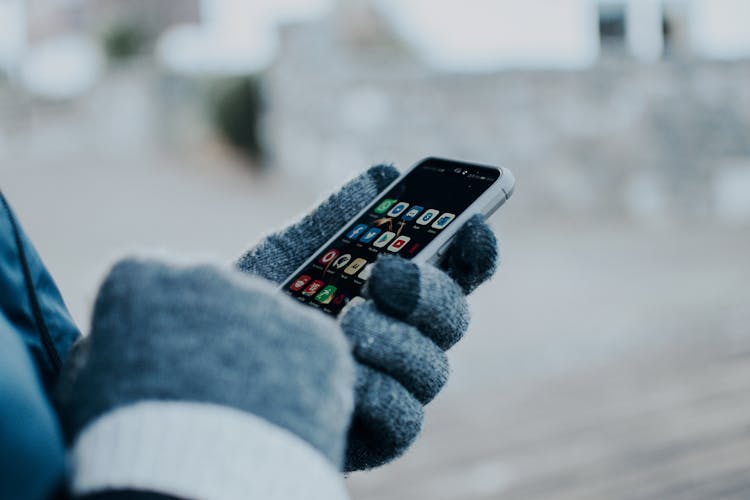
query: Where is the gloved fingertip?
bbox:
[366,164,400,191]
[344,365,423,471]
[365,255,420,319]
[344,413,420,472]
[341,301,449,405]
[420,361,449,404]
[413,266,470,350]
[441,214,499,294]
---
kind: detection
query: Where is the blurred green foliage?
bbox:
[210,77,265,164]
[103,24,146,61]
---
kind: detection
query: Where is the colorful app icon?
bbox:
[346,224,369,240]
[373,198,397,214]
[360,227,382,243]
[407,243,422,255]
[402,205,424,221]
[331,253,352,270]
[387,236,411,252]
[387,202,409,218]
[358,263,373,281]
[416,209,440,225]
[302,280,325,296]
[344,258,368,275]
[372,231,396,248]
[431,213,455,230]
[332,293,349,306]
[314,285,337,304]
[289,274,311,291]
[318,248,340,266]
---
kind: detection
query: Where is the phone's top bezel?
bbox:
[279,157,514,294]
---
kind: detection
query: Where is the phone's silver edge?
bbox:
[277,158,515,295]
[418,164,514,265]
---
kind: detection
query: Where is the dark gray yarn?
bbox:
[55,258,355,467]
[236,165,400,283]
[440,214,499,295]
[235,165,500,471]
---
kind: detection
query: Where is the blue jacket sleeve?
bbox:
[0,191,81,393]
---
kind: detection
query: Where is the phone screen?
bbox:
[282,158,501,316]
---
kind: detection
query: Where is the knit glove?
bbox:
[55,259,354,500]
[237,165,499,471]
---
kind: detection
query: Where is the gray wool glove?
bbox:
[237,165,499,471]
[56,258,354,500]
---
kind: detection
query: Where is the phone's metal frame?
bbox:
[280,157,515,294]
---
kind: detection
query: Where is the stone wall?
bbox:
[266,18,750,223]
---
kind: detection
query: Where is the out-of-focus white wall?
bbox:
[689,0,750,59]
[378,0,600,71]
[0,0,26,71]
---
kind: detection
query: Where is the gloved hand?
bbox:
[237,165,499,471]
[56,259,355,500]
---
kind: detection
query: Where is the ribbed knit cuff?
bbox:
[70,401,349,500]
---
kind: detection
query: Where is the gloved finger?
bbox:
[237,164,399,283]
[365,255,469,350]
[438,214,499,294]
[344,364,423,472]
[341,301,448,404]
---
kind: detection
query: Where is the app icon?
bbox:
[289,274,311,291]
[358,263,373,281]
[431,213,455,230]
[318,248,340,266]
[344,258,368,275]
[372,231,396,248]
[302,280,325,296]
[416,209,440,225]
[387,202,409,217]
[407,243,422,255]
[402,205,424,221]
[346,224,369,240]
[332,293,349,306]
[360,227,382,243]
[387,236,411,252]
[331,254,352,270]
[314,285,337,304]
[373,199,397,214]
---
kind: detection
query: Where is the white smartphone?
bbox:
[280,157,515,317]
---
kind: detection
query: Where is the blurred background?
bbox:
[2,0,750,498]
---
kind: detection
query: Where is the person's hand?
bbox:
[56,259,354,499]
[340,215,496,470]
[237,165,499,471]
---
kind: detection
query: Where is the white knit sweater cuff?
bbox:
[70,401,349,500]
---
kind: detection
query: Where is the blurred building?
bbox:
[265,0,750,222]
[4,0,750,76]
[22,0,199,42]
[1,0,749,221]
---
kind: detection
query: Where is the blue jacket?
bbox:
[0,191,81,499]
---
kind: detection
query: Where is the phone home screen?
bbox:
[282,159,501,316]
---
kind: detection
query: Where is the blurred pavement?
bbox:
[3,141,750,499]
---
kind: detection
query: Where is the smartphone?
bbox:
[280,157,515,317]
